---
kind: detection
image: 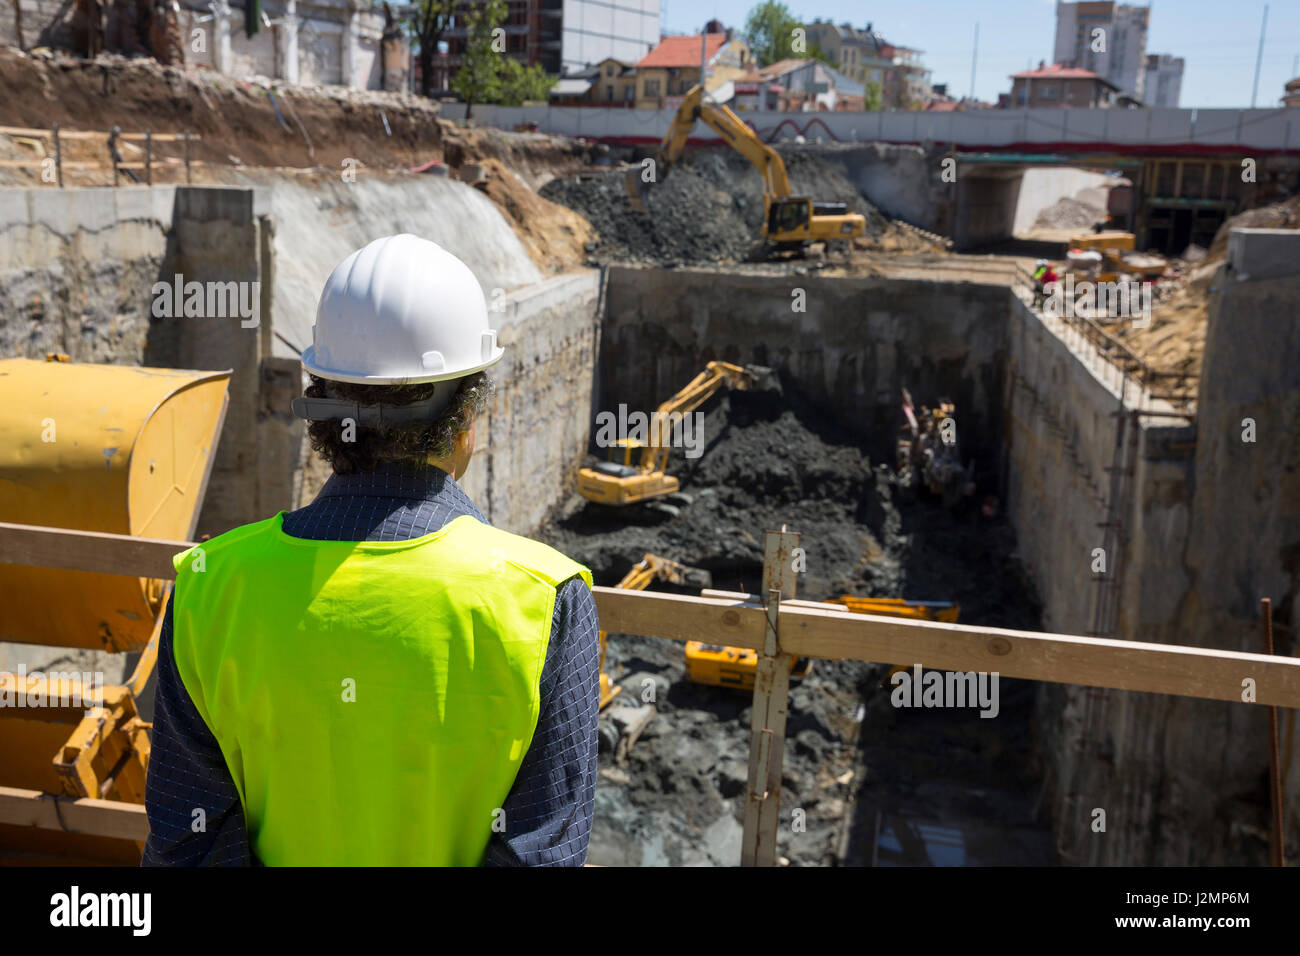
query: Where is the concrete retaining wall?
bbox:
[599,266,1010,466]
[601,261,1295,864]
[460,269,601,536]
[0,186,176,364]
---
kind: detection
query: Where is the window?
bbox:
[644,79,660,96]
[606,85,614,101]
[606,65,615,77]
[1040,85,1058,99]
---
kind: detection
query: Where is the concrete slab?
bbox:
[1228,227,1300,281]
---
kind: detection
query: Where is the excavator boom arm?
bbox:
[658,86,793,197]
[640,362,754,471]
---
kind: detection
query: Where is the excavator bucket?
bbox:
[0,357,230,864]
[742,364,782,394]
[676,565,713,590]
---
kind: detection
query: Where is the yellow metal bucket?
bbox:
[0,359,230,653]
[0,358,229,863]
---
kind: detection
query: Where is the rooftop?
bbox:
[638,34,728,69]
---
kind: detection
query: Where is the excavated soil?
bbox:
[539,146,940,267]
[539,379,1051,865]
[1100,195,1300,385]
[0,48,596,275]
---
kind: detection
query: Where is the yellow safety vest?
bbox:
[170,511,592,865]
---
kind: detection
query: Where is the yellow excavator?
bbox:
[577,360,776,509]
[685,595,959,691]
[599,553,712,708]
[626,83,866,252]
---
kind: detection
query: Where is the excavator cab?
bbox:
[765,197,813,241]
[593,438,644,478]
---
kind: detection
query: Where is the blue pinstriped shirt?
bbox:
[142,463,599,866]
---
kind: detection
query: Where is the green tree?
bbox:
[804,40,836,68]
[496,57,555,106]
[452,0,507,119]
[411,0,456,98]
[452,0,555,115]
[743,0,800,67]
[863,80,883,111]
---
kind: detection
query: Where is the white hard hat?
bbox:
[301,234,505,385]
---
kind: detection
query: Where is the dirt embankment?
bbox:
[1108,195,1300,382]
[541,380,1048,865]
[0,47,596,274]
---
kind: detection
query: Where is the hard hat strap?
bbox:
[291,388,457,426]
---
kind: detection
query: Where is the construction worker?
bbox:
[1032,258,1059,308]
[143,235,600,866]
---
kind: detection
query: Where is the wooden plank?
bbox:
[3,525,1299,707]
[0,160,101,169]
[593,586,765,647]
[116,132,198,142]
[0,522,193,579]
[776,604,1300,708]
[0,126,198,142]
[0,785,148,841]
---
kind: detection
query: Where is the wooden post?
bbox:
[1262,598,1286,867]
[741,528,799,867]
[184,132,192,184]
[145,130,152,186]
[52,123,62,187]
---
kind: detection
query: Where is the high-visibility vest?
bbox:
[170,511,593,866]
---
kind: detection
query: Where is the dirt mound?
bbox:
[538,145,935,267]
[1033,187,1108,232]
[540,379,1046,865]
[476,158,595,275]
[1115,195,1300,383]
[0,48,596,274]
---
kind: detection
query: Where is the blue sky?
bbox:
[662,0,1300,108]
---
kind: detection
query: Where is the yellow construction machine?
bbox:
[1065,231,1167,285]
[626,84,866,252]
[599,553,712,708]
[577,360,775,510]
[685,595,959,691]
[898,389,975,508]
[0,356,230,864]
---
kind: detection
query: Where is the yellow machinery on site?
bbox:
[600,553,711,708]
[577,360,774,509]
[0,356,230,864]
[685,595,959,691]
[897,389,975,509]
[626,84,866,251]
[1066,231,1167,284]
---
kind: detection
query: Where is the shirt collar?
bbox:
[317,461,461,502]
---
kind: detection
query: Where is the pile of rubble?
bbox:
[540,381,1048,865]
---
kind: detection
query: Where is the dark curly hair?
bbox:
[305,372,494,475]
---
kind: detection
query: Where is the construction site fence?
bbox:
[1,521,1292,865]
[0,124,203,186]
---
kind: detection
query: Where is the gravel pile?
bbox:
[538,146,899,267]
